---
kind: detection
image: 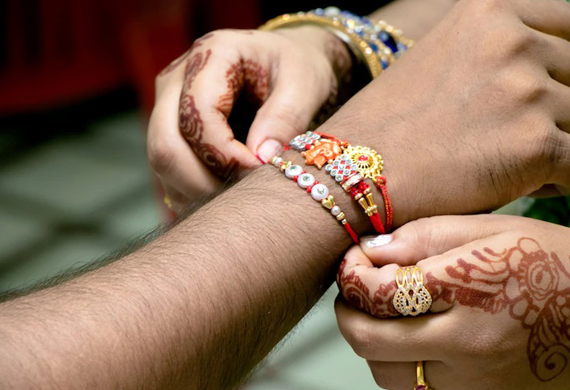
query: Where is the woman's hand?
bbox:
[335,214,570,390]
[147,26,351,211]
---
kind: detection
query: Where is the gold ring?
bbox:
[392,266,432,316]
[414,361,431,390]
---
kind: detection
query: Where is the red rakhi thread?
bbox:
[374,175,393,232]
[348,180,385,234]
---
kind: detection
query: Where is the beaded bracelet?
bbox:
[269,155,359,243]
[311,7,414,68]
[288,131,393,232]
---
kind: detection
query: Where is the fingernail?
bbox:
[257,139,283,164]
[361,234,393,248]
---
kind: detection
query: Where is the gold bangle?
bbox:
[375,20,415,53]
[259,13,384,78]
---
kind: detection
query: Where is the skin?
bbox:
[147,0,458,212]
[335,215,570,390]
[0,0,570,388]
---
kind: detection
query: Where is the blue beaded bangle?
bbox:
[310,7,414,67]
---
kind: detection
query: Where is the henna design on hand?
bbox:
[179,49,239,179]
[217,59,270,116]
[159,33,214,77]
[337,259,399,318]
[426,237,570,382]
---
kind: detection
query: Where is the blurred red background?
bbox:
[0,0,261,116]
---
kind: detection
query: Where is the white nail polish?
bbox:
[363,234,393,248]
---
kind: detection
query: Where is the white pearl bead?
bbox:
[285,165,303,179]
[311,184,329,201]
[331,206,341,216]
[297,173,315,189]
[273,157,283,167]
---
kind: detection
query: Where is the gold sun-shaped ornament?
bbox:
[342,145,384,179]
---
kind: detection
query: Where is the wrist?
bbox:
[273,26,353,93]
[312,95,413,229]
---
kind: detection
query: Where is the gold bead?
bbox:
[365,192,376,207]
[365,205,378,216]
[336,212,345,221]
[357,197,369,211]
[279,161,291,172]
[321,195,335,210]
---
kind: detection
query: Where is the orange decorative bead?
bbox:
[302,139,342,169]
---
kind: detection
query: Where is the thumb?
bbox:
[247,71,333,163]
[359,214,512,267]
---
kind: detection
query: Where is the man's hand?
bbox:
[318,0,570,227]
[147,27,351,211]
[336,214,570,390]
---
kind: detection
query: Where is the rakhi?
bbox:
[269,156,359,243]
[288,131,393,232]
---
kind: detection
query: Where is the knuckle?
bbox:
[207,30,225,42]
[344,323,373,358]
[260,104,307,138]
[275,104,305,128]
[147,136,176,175]
[500,70,548,105]
[155,73,163,88]
[460,0,506,18]
[502,28,539,60]
[519,117,558,163]
[206,29,237,45]
[401,217,437,250]
[534,125,565,179]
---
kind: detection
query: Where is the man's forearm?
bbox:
[0,1,457,389]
